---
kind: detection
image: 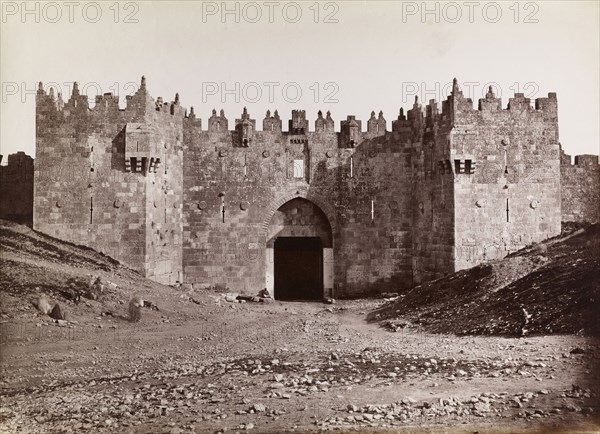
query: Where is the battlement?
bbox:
[426,80,559,125]
[36,76,186,122]
[560,147,600,167]
[234,107,256,147]
[289,109,308,134]
[315,110,335,133]
[262,109,282,133]
[36,77,559,137]
[574,155,599,166]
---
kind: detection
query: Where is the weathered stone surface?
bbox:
[27,77,598,298]
[560,149,599,223]
[0,152,34,225]
[33,78,183,286]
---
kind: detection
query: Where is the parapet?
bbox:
[392,107,412,133]
[574,154,599,166]
[367,111,386,135]
[263,110,282,133]
[315,110,335,133]
[235,107,256,147]
[208,109,229,133]
[427,78,560,122]
[561,147,599,167]
[407,96,424,124]
[289,110,308,135]
[94,93,120,112]
[36,76,186,120]
[340,116,362,148]
[34,76,561,144]
[478,86,502,112]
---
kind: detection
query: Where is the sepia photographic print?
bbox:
[0,1,599,433]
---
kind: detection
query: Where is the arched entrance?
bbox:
[266,197,333,300]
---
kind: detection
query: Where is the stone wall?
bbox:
[560,148,600,223]
[31,76,594,297]
[0,152,34,224]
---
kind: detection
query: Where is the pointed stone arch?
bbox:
[261,187,337,239]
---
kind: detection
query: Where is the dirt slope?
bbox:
[371,223,600,336]
[0,219,179,325]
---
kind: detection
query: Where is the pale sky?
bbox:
[1,1,599,158]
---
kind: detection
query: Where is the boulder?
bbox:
[49,303,66,320]
[86,276,104,300]
[129,296,143,322]
[258,288,272,299]
[34,295,52,315]
[143,300,159,311]
[224,293,238,302]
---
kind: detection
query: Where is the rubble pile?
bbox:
[373,224,600,336]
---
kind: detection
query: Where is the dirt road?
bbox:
[1,295,599,433]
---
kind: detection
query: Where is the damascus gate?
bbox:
[33,76,591,300]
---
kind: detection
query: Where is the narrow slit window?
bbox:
[90,197,93,224]
[506,198,510,222]
[371,199,375,223]
[350,156,354,178]
[221,197,225,223]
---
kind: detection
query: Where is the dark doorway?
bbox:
[274,237,323,300]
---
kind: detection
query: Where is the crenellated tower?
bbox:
[34,76,184,284]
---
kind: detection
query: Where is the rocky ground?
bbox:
[372,223,600,336]
[0,220,599,433]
